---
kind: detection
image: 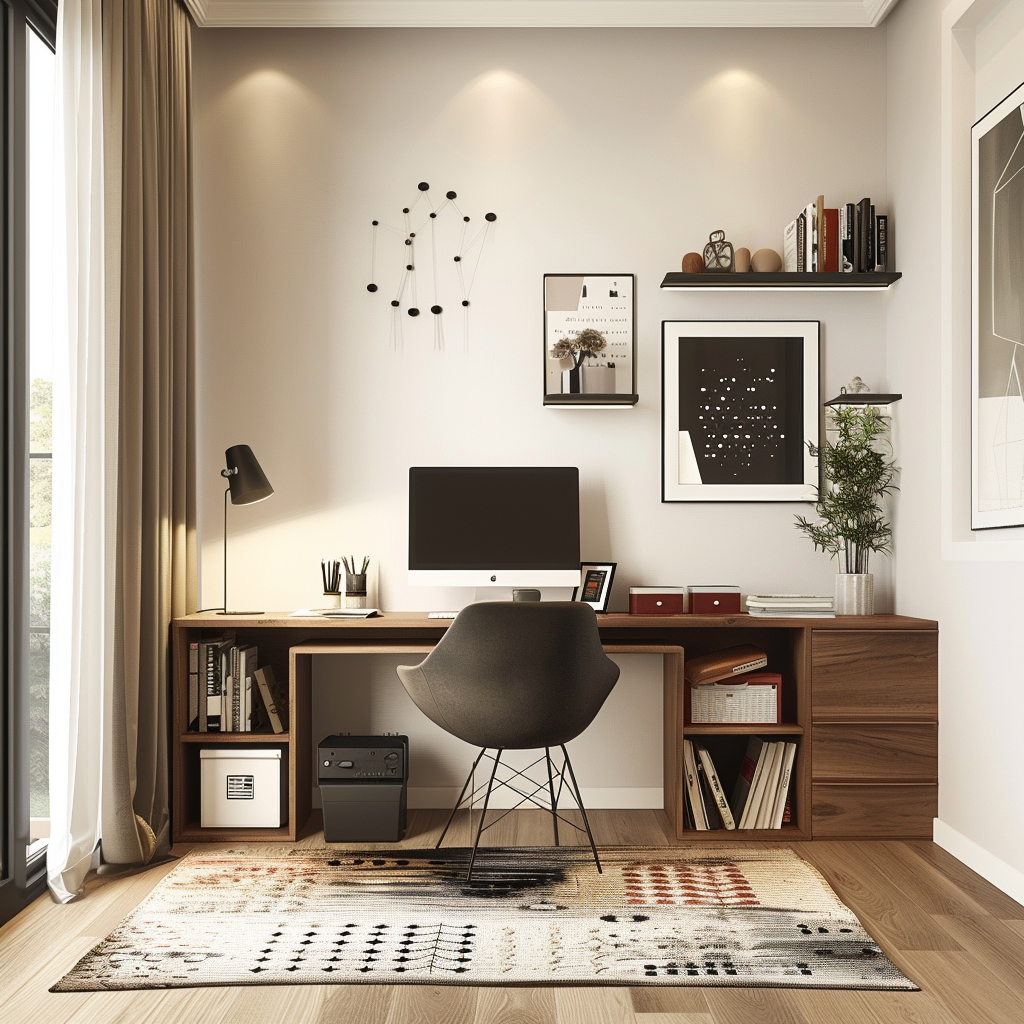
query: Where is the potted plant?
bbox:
[551,328,607,394]
[794,397,898,615]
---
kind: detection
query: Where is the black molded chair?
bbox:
[397,601,620,880]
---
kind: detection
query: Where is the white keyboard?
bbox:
[427,611,459,619]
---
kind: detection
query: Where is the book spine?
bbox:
[815,195,824,272]
[783,220,798,273]
[868,203,875,270]
[876,214,887,272]
[796,214,806,273]
[695,759,721,829]
[682,739,707,829]
[205,642,219,731]
[188,641,199,731]
[842,203,855,272]
[857,198,871,272]
[823,209,839,273]
[697,745,736,829]
[256,669,285,734]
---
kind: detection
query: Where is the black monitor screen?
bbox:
[408,467,580,570]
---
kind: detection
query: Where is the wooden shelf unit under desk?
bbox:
[170,612,937,845]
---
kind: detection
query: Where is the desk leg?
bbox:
[289,651,313,840]
[663,650,684,842]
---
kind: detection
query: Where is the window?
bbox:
[1,0,58,927]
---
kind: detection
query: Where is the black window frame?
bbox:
[1,0,56,927]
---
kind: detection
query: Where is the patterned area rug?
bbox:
[53,846,915,991]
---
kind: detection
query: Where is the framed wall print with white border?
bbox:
[662,321,820,502]
[572,562,616,613]
[544,275,638,407]
[972,79,1024,529]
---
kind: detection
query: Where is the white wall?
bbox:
[886,0,1024,892]
[192,26,891,803]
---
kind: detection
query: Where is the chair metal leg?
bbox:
[545,748,560,847]
[466,748,503,882]
[560,744,602,874]
[436,747,487,850]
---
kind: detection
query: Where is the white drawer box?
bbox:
[200,748,287,828]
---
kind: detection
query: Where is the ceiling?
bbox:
[182,0,903,30]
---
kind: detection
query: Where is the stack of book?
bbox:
[682,737,797,830]
[187,638,288,734]
[783,195,887,273]
[746,595,835,618]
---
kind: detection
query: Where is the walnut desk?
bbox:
[171,612,937,846]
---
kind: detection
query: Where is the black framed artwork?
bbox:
[662,321,820,502]
[572,562,617,613]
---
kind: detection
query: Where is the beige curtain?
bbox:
[101,0,196,866]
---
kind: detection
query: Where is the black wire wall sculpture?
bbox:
[367,182,497,351]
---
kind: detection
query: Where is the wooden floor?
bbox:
[1,810,1022,1024]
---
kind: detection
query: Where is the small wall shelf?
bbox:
[660,271,901,291]
[544,393,639,408]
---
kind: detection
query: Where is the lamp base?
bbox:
[217,610,264,616]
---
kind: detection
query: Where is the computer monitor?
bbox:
[408,467,581,588]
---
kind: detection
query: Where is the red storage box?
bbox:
[629,587,687,615]
[688,586,741,614]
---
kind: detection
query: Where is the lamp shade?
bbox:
[224,445,274,505]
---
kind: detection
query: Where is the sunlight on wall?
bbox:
[438,68,566,164]
[687,67,786,163]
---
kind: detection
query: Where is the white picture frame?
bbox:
[662,320,820,502]
[971,79,1024,529]
[571,562,616,613]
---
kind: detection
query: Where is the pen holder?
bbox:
[322,591,341,609]
[345,573,367,609]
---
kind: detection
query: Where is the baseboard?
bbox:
[407,787,664,810]
[933,818,1024,908]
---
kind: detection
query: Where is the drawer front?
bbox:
[813,724,938,781]
[812,630,937,721]
[630,593,685,615]
[690,592,742,614]
[812,783,937,838]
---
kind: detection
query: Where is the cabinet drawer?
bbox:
[813,724,937,781]
[812,630,937,721]
[812,783,937,838]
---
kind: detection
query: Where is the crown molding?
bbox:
[188,1,902,30]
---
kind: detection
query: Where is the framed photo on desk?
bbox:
[572,562,616,613]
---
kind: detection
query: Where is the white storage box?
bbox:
[200,748,287,828]
[689,672,782,725]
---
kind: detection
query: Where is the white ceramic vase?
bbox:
[834,573,874,615]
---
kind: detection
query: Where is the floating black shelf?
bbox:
[544,393,639,408]
[660,271,901,290]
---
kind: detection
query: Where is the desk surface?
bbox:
[174,611,938,631]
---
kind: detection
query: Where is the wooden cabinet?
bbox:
[810,629,939,840]
[171,612,938,845]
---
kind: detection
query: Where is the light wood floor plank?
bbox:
[930,912,1024,993]
[632,1014,714,1024]
[798,842,962,951]
[556,986,636,1024]
[782,988,962,1024]
[630,988,709,1013]
[853,842,995,919]
[385,983,479,1024]
[318,984,394,1024]
[703,988,811,1024]
[474,986,558,1024]
[904,841,1024,920]
[895,949,1024,1024]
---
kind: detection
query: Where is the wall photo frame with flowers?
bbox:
[544,274,638,407]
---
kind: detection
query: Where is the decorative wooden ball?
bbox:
[734,247,751,273]
[682,252,704,274]
[751,248,782,273]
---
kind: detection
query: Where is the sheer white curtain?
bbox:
[47,0,114,903]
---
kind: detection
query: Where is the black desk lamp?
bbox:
[218,444,274,615]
